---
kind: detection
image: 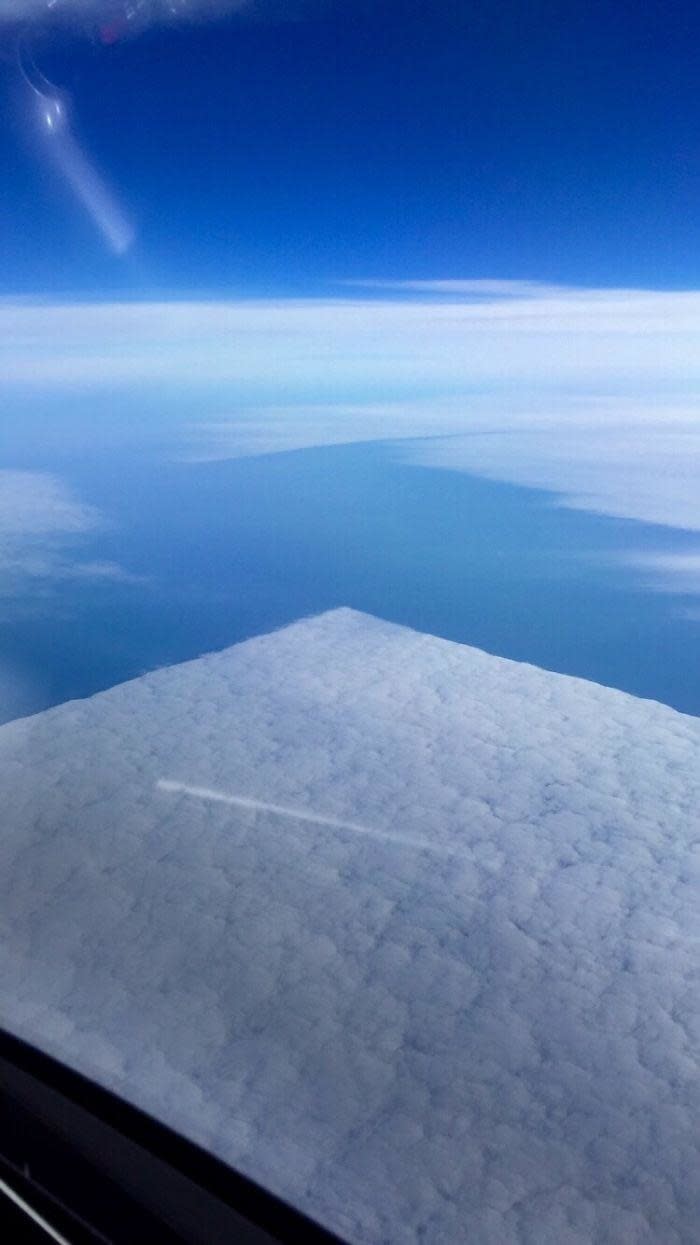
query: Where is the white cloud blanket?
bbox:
[1,608,698,1242]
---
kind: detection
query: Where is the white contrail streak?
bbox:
[156,778,453,856]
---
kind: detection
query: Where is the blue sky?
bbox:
[4,0,700,294]
[2,2,700,718]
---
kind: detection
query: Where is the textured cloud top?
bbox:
[1,609,699,1242]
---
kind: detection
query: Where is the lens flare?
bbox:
[17,30,135,254]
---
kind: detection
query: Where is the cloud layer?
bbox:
[1,608,698,1242]
[5,284,700,393]
[4,282,700,591]
[401,415,700,529]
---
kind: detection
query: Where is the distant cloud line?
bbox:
[4,280,700,587]
[5,282,700,391]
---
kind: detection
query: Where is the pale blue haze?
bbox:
[2,439,699,721]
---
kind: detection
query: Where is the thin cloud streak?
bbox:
[157,778,453,855]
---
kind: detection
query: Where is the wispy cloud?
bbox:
[0,469,135,601]
[624,551,700,595]
[0,469,97,542]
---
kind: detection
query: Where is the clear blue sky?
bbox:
[2,0,700,294]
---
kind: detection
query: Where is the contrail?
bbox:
[156,778,454,856]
